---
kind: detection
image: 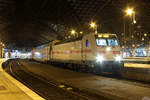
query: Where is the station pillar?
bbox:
[0,46,3,58]
[147,45,149,58]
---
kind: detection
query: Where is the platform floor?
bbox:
[0,59,44,100]
[20,60,150,100]
[122,57,150,61]
[122,57,150,68]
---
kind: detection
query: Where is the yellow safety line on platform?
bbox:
[0,59,45,100]
[124,63,150,68]
[59,85,65,88]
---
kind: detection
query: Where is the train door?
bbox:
[82,35,87,62]
[82,39,89,62]
[49,44,52,61]
[47,44,50,61]
[82,33,95,63]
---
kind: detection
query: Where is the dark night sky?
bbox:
[0,0,150,48]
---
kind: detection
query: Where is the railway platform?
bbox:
[122,57,150,68]
[122,57,150,62]
[20,60,150,100]
[0,59,44,100]
[121,57,150,82]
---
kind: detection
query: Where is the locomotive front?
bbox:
[94,34,121,63]
[92,34,122,73]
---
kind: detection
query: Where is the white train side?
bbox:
[32,33,122,73]
[32,44,50,62]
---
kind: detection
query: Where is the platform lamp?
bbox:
[70,29,78,38]
[71,29,76,35]
[125,8,136,24]
[125,7,136,57]
[90,21,98,35]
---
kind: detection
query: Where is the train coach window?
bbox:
[86,40,90,47]
[96,39,107,46]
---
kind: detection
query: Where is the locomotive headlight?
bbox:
[96,55,104,62]
[106,47,111,51]
[115,55,121,61]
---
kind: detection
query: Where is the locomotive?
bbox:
[32,33,122,74]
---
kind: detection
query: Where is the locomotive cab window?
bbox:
[96,39,107,46]
[107,39,118,46]
[86,40,90,47]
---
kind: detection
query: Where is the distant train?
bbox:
[32,33,123,74]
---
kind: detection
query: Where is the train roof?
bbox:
[54,36,83,45]
[95,33,117,38]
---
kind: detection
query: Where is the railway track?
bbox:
[4,60,106,100]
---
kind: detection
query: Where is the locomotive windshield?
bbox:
[107,39,118,46]
[96,39,107,46]
[95,34,119,46]
[96,38,118,46]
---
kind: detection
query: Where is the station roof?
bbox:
[0,0,150,48]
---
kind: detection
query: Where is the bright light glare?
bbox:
[103,35,109,37]
[70,30,76,35]
[144,33,147,37]
[106,47,111,51]
[98,35,102,37]
[35,52,40,56]
[80,31,83,34]
[96,55,104,62]
[115,56,121,61]
[35,52,42,58]
[90,22,96,28]
[126,8,133,16]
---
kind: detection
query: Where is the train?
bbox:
[32,33,123,74]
